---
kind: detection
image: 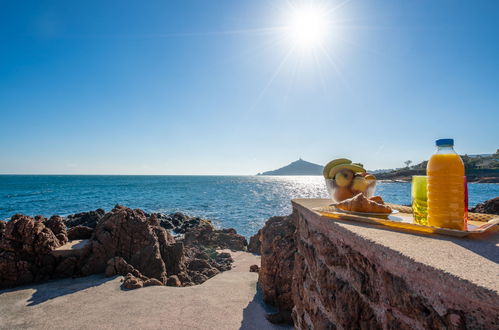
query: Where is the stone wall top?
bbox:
[292,198,499,298]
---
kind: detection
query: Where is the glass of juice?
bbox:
[412,176,428,225]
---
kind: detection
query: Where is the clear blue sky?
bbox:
[1,0,498,174]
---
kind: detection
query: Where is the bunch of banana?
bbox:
[323,158,377,201]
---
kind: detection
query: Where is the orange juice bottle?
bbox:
[427,139,465,230]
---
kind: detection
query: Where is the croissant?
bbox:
[369,196,385,204]
[336,193,392,214]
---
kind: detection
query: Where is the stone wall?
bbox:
[258,199,499,329]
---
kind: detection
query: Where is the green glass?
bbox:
[412,176,428,225]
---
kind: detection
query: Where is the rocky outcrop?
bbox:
[1,206,246,290]
[248,229,261,254]
[151,212,211,234]
[183,223,248,251]
[67,225,94,240]
[65,208,105,228]
[470,197,499,215]
[0,214,66,287]
[44,216,68,245]
[0,220,6,240]
[80,205,175,284]
[258,214,297,323]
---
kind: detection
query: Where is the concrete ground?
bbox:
[0,251,290,330]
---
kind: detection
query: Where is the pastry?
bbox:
[336,193,392,214]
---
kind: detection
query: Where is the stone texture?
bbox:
[248,229,261,254]
[0,214,63,288]
[258,199,499,329]
[67,225,94,240]
[258,215,296,323]
[64,208,106,228]
[183,223,248,251]
[249,264,259,273]
[1,205,244,290]
[470,196,499,215]
[80,205,175,284]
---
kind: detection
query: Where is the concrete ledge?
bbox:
[51,239,90,258]
[291,199,499,329]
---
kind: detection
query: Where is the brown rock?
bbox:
[248,229,261,254]
[105,256,136,277]
[258,214,296,317]
[54,256,78,278]
[0,220,6,240]
[249,264,259,273]
[144,278,163,287]
[122,273,144,290]
[45,215,68,246]
[470,197,499,215]
[188,258,212,271]
[183,223,247,251]
[0,214,64,288]
[80,205,174,284]
[166,275,182,287]
[65,208,105,228]
[67,225,93,240]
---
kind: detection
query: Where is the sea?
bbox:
[1,175,497,237]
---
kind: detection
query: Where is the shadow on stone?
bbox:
[21,275,114,306]
[240,284,292,330]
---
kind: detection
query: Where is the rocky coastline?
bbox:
[0,206,247,290]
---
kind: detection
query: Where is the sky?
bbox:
[1,0,498,175]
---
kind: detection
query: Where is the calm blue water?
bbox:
[0,175,497,237]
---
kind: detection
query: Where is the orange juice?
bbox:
[426,139,465,230]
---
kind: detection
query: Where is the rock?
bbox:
[248,229,261,255]
[150,212,210,234]
[188,258,212,271]
[0,220,6,240]
[122,273,144,290]
[166,275,181,287]
[470,197,499,215]
[80,205,175,284]
[65,208,105,229]
[1,206,237,290]
[191,273,209,284]
[0,214,64,288]
[249,264,259,273]
[54,256,79,278]
[67,225,94,240]
[258,214,297,323]
[44,216,68,246]
[183,223,248,251]
[105,256,136,277]
[144,278,163,287]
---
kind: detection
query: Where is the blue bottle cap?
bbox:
[436,138,454,146]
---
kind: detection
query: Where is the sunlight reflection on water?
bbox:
[0,175,497,237]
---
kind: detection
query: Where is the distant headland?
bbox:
[257,158,323,176]
[257,151,499,181]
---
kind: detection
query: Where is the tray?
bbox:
[313,203,499,237]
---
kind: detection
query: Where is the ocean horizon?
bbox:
[1,175,497,237]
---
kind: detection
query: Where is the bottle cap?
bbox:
[436,138,454,147]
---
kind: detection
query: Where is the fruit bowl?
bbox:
[325,178,376,203]
[323,158,378,203]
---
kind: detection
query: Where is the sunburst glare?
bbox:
[285,3,332,50]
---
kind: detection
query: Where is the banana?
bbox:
[328,163,366,180]
[323,158,352,179]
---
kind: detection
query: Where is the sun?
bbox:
[286,4,331,49]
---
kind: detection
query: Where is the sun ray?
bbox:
[251,45,297,110]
